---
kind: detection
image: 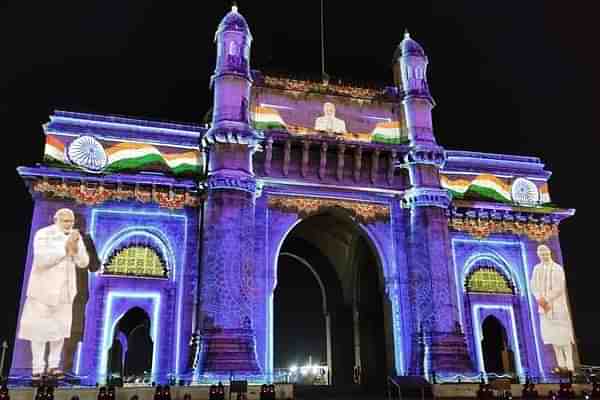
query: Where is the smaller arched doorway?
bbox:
[107,307,154,381]
[465,262,520,376]
[481,316,513,374]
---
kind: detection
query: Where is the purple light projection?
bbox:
[9,5,577,386]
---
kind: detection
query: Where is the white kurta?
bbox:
[18,224,89,342]
[315,115,347,134]
[530,260,574,346]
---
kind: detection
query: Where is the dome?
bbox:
[398,31,426,57]
[216,5,252,37]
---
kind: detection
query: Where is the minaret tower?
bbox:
[198,5,261,375]
[394,32,474,375]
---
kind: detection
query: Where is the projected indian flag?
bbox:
[44,135,66,163]
[251,106,286,130]
[163,151,201,175]
[105,143,201,175]
[371,121,407,144]
[440,176,471,198]
[442,174,512,203]
[540,184,551,204]
[106,143,166,172]
[469,174,512,202]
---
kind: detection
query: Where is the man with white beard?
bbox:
[17,208,89,379]
[530,244,575,372]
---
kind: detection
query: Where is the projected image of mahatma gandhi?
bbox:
[17,208,89,379]
[530,244,575,372]
[314,102,347,134]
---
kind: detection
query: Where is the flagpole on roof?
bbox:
[320,0,329,85]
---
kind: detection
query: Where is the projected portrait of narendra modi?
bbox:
[530,244,576,372]
[314,102,347,135]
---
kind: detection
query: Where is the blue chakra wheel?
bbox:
[511,177,539,206]
[66,135,108,172]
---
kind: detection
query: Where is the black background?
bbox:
[1,1,599,369]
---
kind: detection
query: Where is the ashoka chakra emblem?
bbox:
[67,136,108,172]
[511,177,539,206]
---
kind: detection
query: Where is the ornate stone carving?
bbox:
[32,179,199,208]
[267,195,390,224]
[404,144,445,167]
[403,187,451,209]
[206,174,257,194]
[449,217,558,242]
[202,125,262,147]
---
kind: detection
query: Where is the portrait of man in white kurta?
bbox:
[17,208,89,378]
[530,244,575,372]
[314,102,347,135]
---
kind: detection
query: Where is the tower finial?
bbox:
[231,2,238,13]
[404,29,411,39]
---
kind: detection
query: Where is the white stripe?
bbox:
[108,147,162,163]
[45,144,64,161]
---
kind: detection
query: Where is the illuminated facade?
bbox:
[11,6,578,385]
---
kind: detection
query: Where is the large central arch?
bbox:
[271,210,396,388]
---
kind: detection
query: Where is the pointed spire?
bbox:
[399,30,425,57]
[215,1,251,38]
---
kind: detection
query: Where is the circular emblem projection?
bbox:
[67,136,108,172]
[511,177,539,206]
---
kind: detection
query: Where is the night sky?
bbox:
[2,1,599,369]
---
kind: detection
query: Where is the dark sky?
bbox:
[2,0,599,368]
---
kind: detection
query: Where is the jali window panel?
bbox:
[465,266,514,294]
[104,244,168,278]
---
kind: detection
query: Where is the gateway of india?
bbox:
[11,5,578,389]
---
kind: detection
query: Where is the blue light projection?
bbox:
[471,304,523,380]
[99,291,161,383]
[451,237,546,380]
[91,208,189,378]
[11,6,574,383]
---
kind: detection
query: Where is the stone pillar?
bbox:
[403,152,473,375]
[198,146,261,375]
[395,30,474,376]
[197,5,261,376]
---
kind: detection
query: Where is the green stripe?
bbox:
[371,134,409,145]
[172,163,201,176]
[465,185,511,203]
[252,121,286,131]
[106,153,169,172]
[446,188,465,199]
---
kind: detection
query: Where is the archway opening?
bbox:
[481,316,513,375]
[107,307,154,381]
[275,212,393,389]
[274,254,327,383]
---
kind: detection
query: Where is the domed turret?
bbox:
[216,5,252,37]
[393,31,431,98]
[392,31,437,145]
[206,5,255,136]
[398,30,425,57]
[214,5,252,79]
